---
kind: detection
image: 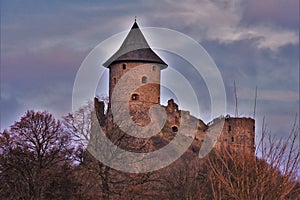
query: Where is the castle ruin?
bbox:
[95,21,255,156]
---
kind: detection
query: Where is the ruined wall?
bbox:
[212,117,255,154]
[94,98,255,156]
[162,99,207,153]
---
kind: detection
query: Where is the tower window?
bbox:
[158,97,160,103]
[122,64,126,70]
[172,126,178,132]
[152,66,156,71]
[113,77,117,84]
[142,76,147,83]
[241,135,244,141]
[231,137,234,142]
[228,125,231,132]
[131,94,139,101]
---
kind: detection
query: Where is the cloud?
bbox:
[1,1,138,57]
[1,0,298,138]
[233,26,298,51]
[238,88,299,103]
[1,80,73,130]
[2,0,298,56]
[0,45,86,130]
[146,0,298,51]
[243,0,299,29]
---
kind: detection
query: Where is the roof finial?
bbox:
[135,16,137,22]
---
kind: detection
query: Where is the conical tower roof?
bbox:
[103,21,167,68]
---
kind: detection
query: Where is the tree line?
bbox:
[0,104,299,199]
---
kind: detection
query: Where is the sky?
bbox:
[1,0,299,145]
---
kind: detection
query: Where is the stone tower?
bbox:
[208,117,255,155]
[103,21,168,125]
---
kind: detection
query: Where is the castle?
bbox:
[95,20,255,156]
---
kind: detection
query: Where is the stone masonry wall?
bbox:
[95,98,255,156]
[109,62,161,104]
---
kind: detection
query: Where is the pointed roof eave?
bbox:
[103,22,167,68]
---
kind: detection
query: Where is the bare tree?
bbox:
[63,101,93,146]
[159,152,203,200]
[63,98,155,199]
[0,110,74,199]
[206,117,300,200]
[253,86,258,119]
[234,80,238,117]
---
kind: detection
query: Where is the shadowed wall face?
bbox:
[214,118,255,154]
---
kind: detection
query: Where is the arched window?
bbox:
[142,76,147,83]
[122,64,126,70]
[113,77,117,84]
[131,94,140,101]
[172,126,178,132]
